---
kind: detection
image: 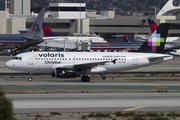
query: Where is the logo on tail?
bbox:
[138,23,170,53]
[147,19,158,33]
[146,30,165,50]
[32,22,40,32]
[42,22,56,37]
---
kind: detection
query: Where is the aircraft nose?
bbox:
[5,60,12,69]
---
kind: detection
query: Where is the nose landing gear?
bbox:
[28,72,33,81]
[28,77,33,81]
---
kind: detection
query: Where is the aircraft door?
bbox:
[28,53,34,65]
[132,54,138,65]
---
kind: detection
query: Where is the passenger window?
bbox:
[69,58,71,60]
[87,58,89,60]
[65,58,67,60]
[57,58,59,60]
[54,58,56,60]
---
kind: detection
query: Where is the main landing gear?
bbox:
[102,75,106,80]
[81,75,90,82]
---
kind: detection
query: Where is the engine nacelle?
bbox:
[51,68,81,78]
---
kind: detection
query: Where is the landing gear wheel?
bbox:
[28,77,33,81]
[102,75,106,80]
[81,76,86,82]
[85,76,90,82]
[81,76,90,82]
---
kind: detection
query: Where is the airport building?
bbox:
[0,0,180,42]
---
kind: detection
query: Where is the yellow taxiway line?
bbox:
[123,106,146,111]
[153,86,168,88]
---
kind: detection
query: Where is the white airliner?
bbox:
[5,23,173,82]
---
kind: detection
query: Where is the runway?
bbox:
[6,93,180,113]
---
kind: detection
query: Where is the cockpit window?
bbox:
[12,57,22,60]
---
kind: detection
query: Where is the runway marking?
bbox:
[17,84,35,87]
[123,106,145,111]
[152,86,168,88]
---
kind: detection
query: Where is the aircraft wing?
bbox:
[51,60,117,70]
[20,36,44,42]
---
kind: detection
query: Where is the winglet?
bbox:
[138,23,170,53]
[147,19,158,33]
[172,36,180,44]
[42,22,56,37]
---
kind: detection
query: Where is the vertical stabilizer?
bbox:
[122,34,131,43]
[42,22,56,37]
[147,19,158,33]
[26,8,46,37]
[138,23,170,53]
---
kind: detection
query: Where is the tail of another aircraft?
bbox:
[122,34,131,43]
[147,19,158,33]
[24,8,46,38]
[42,22,56,37]
[138,23,170,53]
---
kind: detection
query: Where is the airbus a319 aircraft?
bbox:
[5,23,173,82]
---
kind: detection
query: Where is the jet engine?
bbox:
[51,68,81,78]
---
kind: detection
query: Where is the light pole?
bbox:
[77,0,84,34]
